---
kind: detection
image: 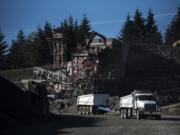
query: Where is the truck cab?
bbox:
[134,92,161,119]
[119,90,161,119]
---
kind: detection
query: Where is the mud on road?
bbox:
[1,113,180,135]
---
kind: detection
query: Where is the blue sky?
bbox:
[0,0,179,44]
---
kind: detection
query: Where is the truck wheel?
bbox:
[122,109,124,119]
[87,106,90,115]
[89,106,92,115]
[78,106,82,115]
[85,106,90,115]
[124,109,127,119]
[82,106,85,115]
[84,106,87,115]
[128,108,131,118]
[136,110,140,120]
[120,109,123,118]
[77,106,81,114]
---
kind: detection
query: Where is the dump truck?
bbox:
[119,90,161,119]
[77,94,109,115]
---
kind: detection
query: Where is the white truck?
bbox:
[77,94,109,115]
[119,90,161,119]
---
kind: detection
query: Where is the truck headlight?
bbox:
[157,106,161,111]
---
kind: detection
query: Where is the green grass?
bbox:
[0,67,34,82]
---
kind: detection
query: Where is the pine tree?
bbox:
[61,16,76,61]
[8,30,27,68]
[60,15,92,60]
[133,9,146,44]
[165,7,180,45]
[0,29,8,69]
[145,9,162,44]
[16,30,26,43]
[78,14,91,47]
[24,35,39,66]
[67,15,77,48]
[119,14,131,42]
[118,14,136,44]
[33,25,52,65]
[43,22,53,64]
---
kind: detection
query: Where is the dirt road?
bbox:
[1,113,180,135]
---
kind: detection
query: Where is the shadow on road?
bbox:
[0,113,104,135]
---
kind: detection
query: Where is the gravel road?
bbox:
[1,113,180,135]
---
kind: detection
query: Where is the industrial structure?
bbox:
[33,29,113,98]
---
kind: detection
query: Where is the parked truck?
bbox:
[119,90,161,119]
[77,94,109,115]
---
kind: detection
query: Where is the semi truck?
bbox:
[77,94,109,115]
[119,90,161,119]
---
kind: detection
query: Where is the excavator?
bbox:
[85,30,107,61]
[172,40,180,47]
[86,30,107,49]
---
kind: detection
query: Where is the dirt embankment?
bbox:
[161,103,180,115]
[0,75,49,130]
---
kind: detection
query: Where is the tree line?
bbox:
[0,15,91,69]
[0,8,180,69]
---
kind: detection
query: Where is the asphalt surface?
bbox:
[1,113,180,135]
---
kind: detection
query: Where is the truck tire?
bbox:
[77,106,81,114]
[88,106,91,115]
[122,109,124,119]
[84,106,87,115]
[136,110,140,120]
[85,106,90,115]
[85,106,87,115]
[120,109,123,118]
[82,106,85,115]
[123,109,127,119]
[78,106,82,115]
[128,108,132,118]
[89,106,92,115]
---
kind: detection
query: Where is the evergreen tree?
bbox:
[133,9,146,44]
[165,7,180,45]
[74,19,80,47]
[67,15,77,48]
[8,30,27,68]
[81,14,91,38]
[118,14,136,44]
[145,9,162,44]
[33,25,52,65]
[16,30,26,43]
[43,22,53,64]
[61,16,78,61]
[24,31,41,66]
[44,22,53,38]
[0,29,8,69]
[78,14,91,47]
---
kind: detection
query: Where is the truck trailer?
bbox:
[119,90,161,119]
[77,94,109,115]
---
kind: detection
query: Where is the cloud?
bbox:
[92,12,176,25]
[154,12,176,18]
[92,19,125,25]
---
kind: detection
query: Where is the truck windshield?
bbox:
[136,95,155,101]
